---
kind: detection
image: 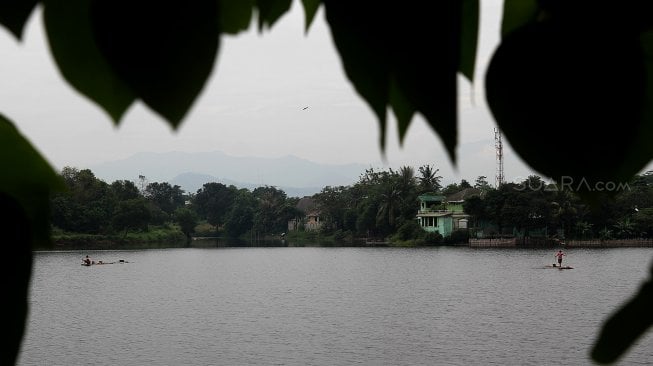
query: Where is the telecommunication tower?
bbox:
[494,127,504,187]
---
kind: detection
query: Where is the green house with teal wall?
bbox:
[416,188,479,237]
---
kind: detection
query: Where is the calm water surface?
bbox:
[18,247,653,365]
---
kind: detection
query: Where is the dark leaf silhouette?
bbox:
[220,0,255,34]
[90,0,220,126]
[324,1,467,161]
[500,0,537,37]
[486,15,647,203]
[591,263,653,364]
[0,114,64,364]
[460,0,479,81]
[0,114,65,247]
[300,0,321,33]
[44,0,136,123]
[256,0,293,31]
[0,0,38,39]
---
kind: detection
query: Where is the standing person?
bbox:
[554,250,565,267]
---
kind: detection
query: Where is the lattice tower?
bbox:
[495,127,504,188]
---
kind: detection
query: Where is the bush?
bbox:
[194,221,217,236]
[333,229,346,241]
[394,220,424,241]
[424,232,443,246]
[443,229,470,245]
[305,230,318,242]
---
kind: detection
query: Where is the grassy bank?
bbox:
[52,225,187,250]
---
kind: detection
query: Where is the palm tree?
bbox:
[253,186,287,234]
[377,183,402,228]
[398,166,416,195]
[614,218,635,239]
[418,164,442,193]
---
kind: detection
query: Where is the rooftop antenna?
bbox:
[495,127,504,188]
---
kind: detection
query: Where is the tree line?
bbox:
[305,168,653,243]
[50,167,300,242]
[49,164,461,243]
[464,174,653,240]
[50,166,653,244]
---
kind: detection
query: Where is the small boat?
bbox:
[81,259,128,266]
[544,264,573,269]
[81,261,110,266]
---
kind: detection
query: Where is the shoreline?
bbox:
[469,238,653,248]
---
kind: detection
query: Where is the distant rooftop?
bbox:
[296,196,318,213]
[445,187,482,202]
[418,195,445,202]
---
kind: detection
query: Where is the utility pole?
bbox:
[495,127,504,188]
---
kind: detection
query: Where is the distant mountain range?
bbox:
[87,141,542,197]
[89,151,371,197]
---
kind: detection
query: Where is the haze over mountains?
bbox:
[90,151,371,197]
[86,140,539,197]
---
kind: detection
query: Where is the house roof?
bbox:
[296,196,318,214]
[417,211,452,217]
[418,194,445,202]
[445,187,482,202]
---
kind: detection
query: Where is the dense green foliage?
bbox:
[51,166,653,247]
[47,164,455,245]
[464,174,653,239]
[2,1,653,364]
[49,167,303,243]
[51,167,187,237]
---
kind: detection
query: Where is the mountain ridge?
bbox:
[86,141,540,197]
[89,151,371,197]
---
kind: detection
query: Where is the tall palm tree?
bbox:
[418,164,442,194]
[377,183,402,228]
[398,166,416,195]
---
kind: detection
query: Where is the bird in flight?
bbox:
[302,106,309,110]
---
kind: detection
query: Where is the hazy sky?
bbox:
[1,1,551,185]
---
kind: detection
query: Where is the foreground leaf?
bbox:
[323,1,389,148]
[0,0,38,40]
[0,115,64,365]
[43,0,136,123]
[90,0,220,126]
[389,77,414,144]
[591,263,653,364]
[500,0,538,37]
[0,192,32,366]
[300,0,321,33]
[459,0,479,81]
[0,116,61,365]
[617,31,653,180]
[324,1,463,162]
[486,16,648,203]
[0,114,65,247]
[219,0,255,34]
[256,0,292,31]
[0,113,61,362]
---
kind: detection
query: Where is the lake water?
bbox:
[17,247,653,365]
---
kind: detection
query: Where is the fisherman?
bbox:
[554,250,565,267]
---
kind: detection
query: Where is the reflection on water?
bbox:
[18,247,653,366]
